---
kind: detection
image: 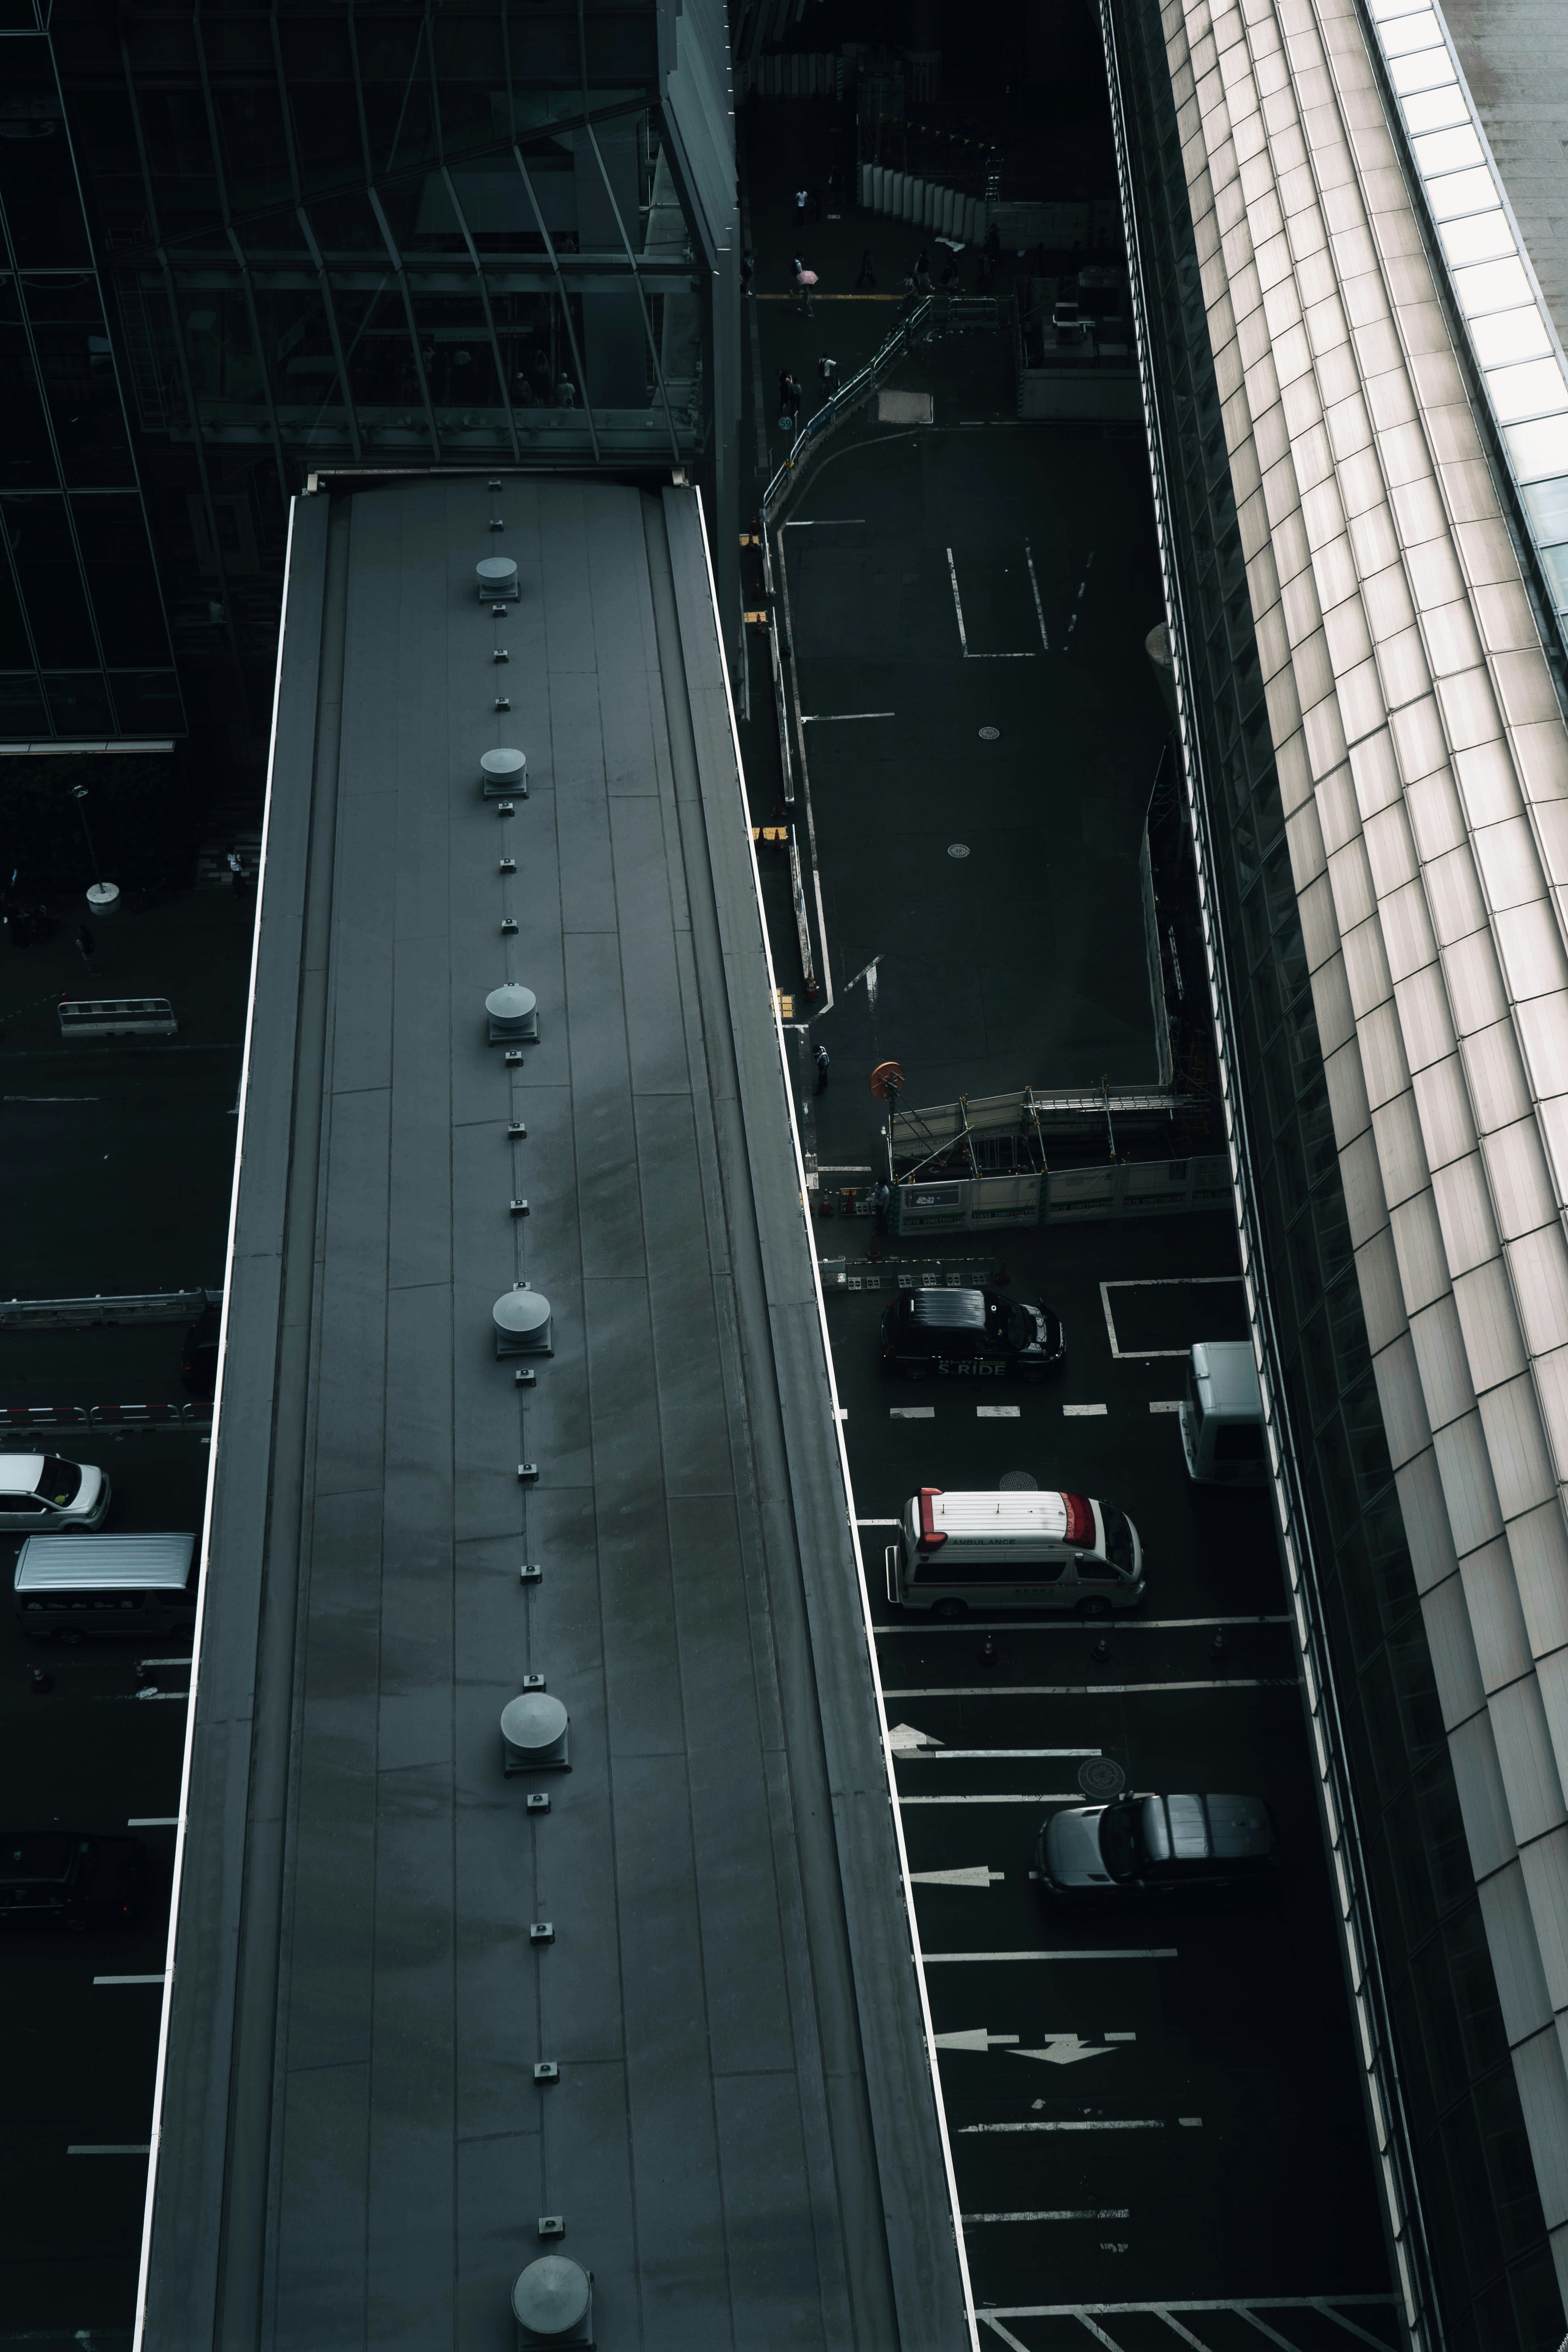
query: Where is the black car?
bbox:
[181,1298,222,1399]
[0,1834,141,1930]
[880,1287,1065,1381]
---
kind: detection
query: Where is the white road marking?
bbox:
[901,1746,1109,1759]
[127,1817,179,1826]
[946,547,969,654]
[923,1949,1176,1962]
[69,2144,150,2156]
[963,2208,1129,2223]
[1179,2117,1203,2125]
[1063,1402,1107,1416]
[4,1096,100,1102]
[1025,539,1049,649]
[1011,2034,1116,2065]
[782,518,866,525]
[900,1793,1085,1805]
[799,710,896,722]
[889,1405,935,1419]
[1149,1399,1180,1413]
[982,2301,1401,2325]
[1099,1274,1245,1359]
[885,1681,1283,1696]
[976,1405,1020,1417]
[1103,2032,1138,2042]
[965,2119,1163,2132]
[909,1866,1005,1886]
[876,1615,1290,1633]
[93,1974,166,1986]
[932,2027,1020,2050]
[886,1721,943,1751]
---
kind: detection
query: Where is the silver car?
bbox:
[1037,1793,1274,1896]
[0,1455,110,1533]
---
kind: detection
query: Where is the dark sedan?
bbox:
[880,1285,1064,1381]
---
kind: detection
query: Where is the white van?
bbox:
[14,1532,197,1644]
[1179,1342,1266,1485]
[886,1486,1144,1617]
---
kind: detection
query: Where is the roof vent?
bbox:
[477,556,519,601]
[494,1287,552,1357]
[486,984,538,1043]
[512,2254,592,2346]
[481,747,528,799]
[502,1691,570,1773]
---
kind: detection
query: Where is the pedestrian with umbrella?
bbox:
[793,259,818,315]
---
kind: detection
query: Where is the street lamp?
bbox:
[70,784,119,916]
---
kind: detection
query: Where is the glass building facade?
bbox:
[0,0,737,761]
[1108,1,1566,2344]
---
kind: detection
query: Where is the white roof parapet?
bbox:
[1161,0,1568,2307]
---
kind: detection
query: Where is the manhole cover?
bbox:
[947,842,970,859]
[1078,1757,1127,1798]
[978,726,1001,740]
[999,1470,1038,1491]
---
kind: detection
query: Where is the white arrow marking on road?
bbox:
[1010,2035,1117,2066]
[931,2029,1021,2051]
[909,1866,1005,1886]
[886,1722,944,1752]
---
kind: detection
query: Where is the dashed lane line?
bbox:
[885,1679,1289,1697]
[874,1615,1290,1633]
[923,1949,1176,1963]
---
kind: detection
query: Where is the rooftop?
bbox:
[138,474,969,2350]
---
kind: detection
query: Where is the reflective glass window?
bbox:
[135,86,223,238]
[212,87,296,216]
[0,283,58,488]
[278,20,363,193]
[0,672,48,735]
[336,287,432,449]
[2,494,89,665]
[0,42,90,267]
[25,278,136,486]
[108,670,183,734]
[355,17,437,177]
[251,289,348,437]
[71,495,171,668]
[44,669,112,733]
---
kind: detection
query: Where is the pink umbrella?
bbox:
[795,269,819,285]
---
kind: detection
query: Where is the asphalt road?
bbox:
[755,352,1400,2347]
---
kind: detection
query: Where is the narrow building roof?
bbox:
[138,475,970,2351]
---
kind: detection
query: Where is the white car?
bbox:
[0,1456,110,1533]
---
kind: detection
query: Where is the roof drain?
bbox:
[493,1287,552,1358]
[481,748,528,798]
[486,984,538,1044]
[476,555,519,601]
[511,2253,593,2345]
[500,1691,570,1774]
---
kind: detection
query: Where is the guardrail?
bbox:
[762,294,999,517]
[0,1402,213,1432]
[0,1290,218,1329]
[58,996,178,1038]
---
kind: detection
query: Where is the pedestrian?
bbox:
[793,259,815,315]
[741,248,755,296]
[74,921,95,967]
[940,255,958,290]
[795,186,808,224]
[872,1178,891,1233]
[225,846,247,895]
[915,247,929,281]
[817,352,839,397]
[557,375,577,407]
[985,220,1001,264]
[814,1042,830,1094]
[855,247,876,289]
[778,368,802,429]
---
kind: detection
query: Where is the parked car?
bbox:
[881,1287,1064,1381]
[886,1485,1143,1617]
[0,1833,141,1930]
[14,1532,197,1644]
[181,1298,222,1399]
[1037,1793,1275,1897]
[0,1454,109,1532]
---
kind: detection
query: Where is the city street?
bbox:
[749,321,1401,2341]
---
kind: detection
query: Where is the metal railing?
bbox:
[762,294,998,519]
[0,1290,217,1329]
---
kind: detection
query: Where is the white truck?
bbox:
[1178,1341,1266,1486]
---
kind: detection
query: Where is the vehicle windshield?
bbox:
[1097,1803,1146,1881]
[987,1301,1034,1349]
[36,1459,82,1506]
[1100,1506,1134,1573]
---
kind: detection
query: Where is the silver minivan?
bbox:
[886,1485,1144,1617]
[14,1532,196,1644]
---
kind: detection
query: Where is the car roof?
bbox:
[906,1289,988,1329]
[0,1456,46,1495]
[14,1533,196,1592]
